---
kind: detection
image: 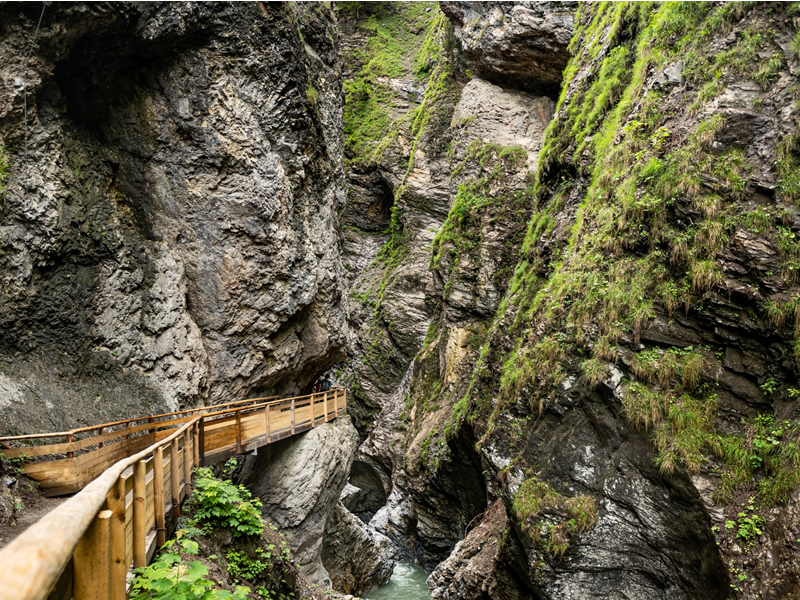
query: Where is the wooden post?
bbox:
[183,433,192,496]
[310,393,316,428]
[98,426,104,449]
[324,391,329,422]
[235,411,242,454]
[193,422,200,468]
[171,438,180,516]
[198,418,205,467]
[66,433,74,460]
[290,398,296,434]
[73,509,113,600]
[334,389,339,416]
[154,446,166,547]
[124,421,131,443]
[148,417,155,435]
[106,477,127,600]
[133,460,146,568]
[264,405,271,443]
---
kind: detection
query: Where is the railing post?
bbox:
[291,398,296,434]
[171,438,180,516]
[264,404,271,443]
[198,417,205,467]
[148,417,155,435]
[154,446,166,547]
[324,391,329,422]
[133,460,146,568]
[66,433,74,460]
[311,393,316,428]
[183,433,192,496]
[124,421,131,443]
[193,422,200,468]
[107,477,127,600]
[334,389,339,415]
[235,411,242,454]
[73,509,113,600]
[98,426,104,449]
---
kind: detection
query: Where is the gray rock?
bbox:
[0,2,348,434]
[322,502,395,596]
[441,1,577,96]
[240,417,360,588]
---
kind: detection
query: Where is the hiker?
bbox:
[321,374,332,392]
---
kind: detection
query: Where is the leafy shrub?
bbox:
[189,468,264,538]
[130,535,249,600]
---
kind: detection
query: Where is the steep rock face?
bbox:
[0,2,347,434]
[337,0,564,574]
[440,1,577,97]
[239,417,359,588]
[411,3,800,599]
[321,502,395,596]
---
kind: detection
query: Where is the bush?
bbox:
[130,535,250,600]
[189,468,264,538]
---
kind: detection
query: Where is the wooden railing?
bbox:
[0,388,346,600]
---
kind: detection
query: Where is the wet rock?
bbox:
[240,417,360,587]
[428,500,533,600]
[322,503,395,596]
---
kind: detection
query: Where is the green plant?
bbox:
[189,468,264,538]
[760,377,778,396]
[130,535,250,600]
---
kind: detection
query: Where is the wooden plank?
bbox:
[46,558,73,600]
[265,405,271,442]
[73,509,112,600]
[235,412,242,454]
[153,446,166,547]
[192,422,200,471]
[182,434,192,496]
[170,439,180,517]
[133,460,146,568]
[106,478,127,600]
[291,398,296,434]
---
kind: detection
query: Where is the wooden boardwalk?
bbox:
[0,388,347,600]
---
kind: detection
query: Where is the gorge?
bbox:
[2,2,800,599]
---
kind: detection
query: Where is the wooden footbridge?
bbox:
[0,388,347,600]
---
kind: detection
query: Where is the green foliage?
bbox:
[512,475,598,558]
[189,468,264,538]
[340,2,442,167]
[130,536,250,600]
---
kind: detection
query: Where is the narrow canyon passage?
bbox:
[2,2,800,600]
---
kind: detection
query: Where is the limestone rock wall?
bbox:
[0,2,348,433]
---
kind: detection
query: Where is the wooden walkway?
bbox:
[0,388,347,600]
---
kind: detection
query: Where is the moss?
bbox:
[340,2,442,167]
[512,475,598,558]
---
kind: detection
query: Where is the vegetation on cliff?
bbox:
[130,464,298,600]
[423,1,800,591]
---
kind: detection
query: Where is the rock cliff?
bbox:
[0,2,347,434]
[340,2,800,599]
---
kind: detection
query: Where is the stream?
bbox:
[363,562,432,600]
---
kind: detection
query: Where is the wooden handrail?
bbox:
[0,395,280,443]
[0,388,347,600]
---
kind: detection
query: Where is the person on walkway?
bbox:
[321,374,332,392]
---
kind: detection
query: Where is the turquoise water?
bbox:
[363,562,432,600]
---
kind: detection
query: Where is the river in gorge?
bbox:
[363,562,432,600]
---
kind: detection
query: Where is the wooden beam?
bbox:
[106,478,126,600]
[290,398,295,435]
[182,434,192,496]
[198,418,205,467]
[153,447,166,548]
[170,439,180,516]
[132,461,146,568]
[73,509,112,600]
[264,405,271,442]
[235,412,242,454]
